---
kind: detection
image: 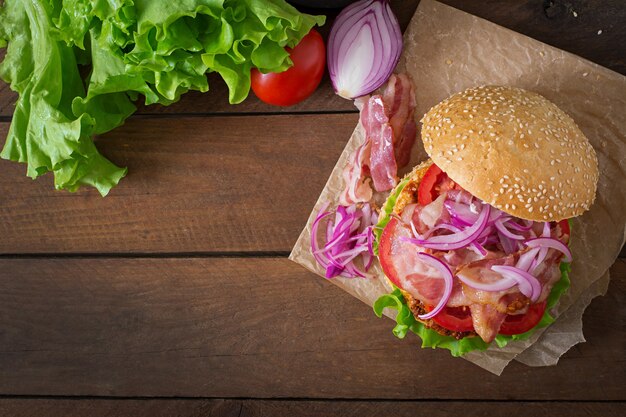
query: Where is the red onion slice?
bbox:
[529,223,552,272]
[311,203,332,269]
[327,0,402,99]
[470,242,488,257]
[525,237,573,263]
[495,218,525,240]
[457,271,517,293]
[505,219,534,232]
[415,253,454,319]
[444,200,478,226]
[491,265,542,302]
[312,202,378,279]
[404,204,491,251]
[516,247,541,271]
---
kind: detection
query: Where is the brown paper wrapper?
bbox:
[290,0,626,375]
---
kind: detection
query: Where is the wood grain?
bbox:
[0,398,623,417]
[0,0,624,408]
[441,0,626,75]
[1,0,624,118]
[0,115,354,254]
[0,257,622,400]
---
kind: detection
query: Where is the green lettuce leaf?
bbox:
[0,0,325,195]
[372,174,573,356]
[0,0,127,195]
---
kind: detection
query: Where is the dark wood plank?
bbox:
[441,0,626,75]
[0,114,355,254]
[0,257,622,399]
[1,0,625,117]
[0,398,240,417]
[0,398,623,417]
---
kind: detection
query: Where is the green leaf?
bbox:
[0,0,126,196]
[0,0,325,194]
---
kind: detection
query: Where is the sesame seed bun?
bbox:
[420,85,598,221]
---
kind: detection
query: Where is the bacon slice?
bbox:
[340,74,417,200]
[339,140,373,206]
[384,218,467,306]
[382,73,417,168]
[470,304,507,343]
[366,95,397,191]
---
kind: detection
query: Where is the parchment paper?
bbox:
[290,0,626,375]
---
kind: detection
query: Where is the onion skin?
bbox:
[327,0,403,99]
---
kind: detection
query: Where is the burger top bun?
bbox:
[420,85,599,221]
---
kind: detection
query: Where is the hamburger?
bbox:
[373,85,599,355]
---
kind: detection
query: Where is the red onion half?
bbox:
[327,0,402,99]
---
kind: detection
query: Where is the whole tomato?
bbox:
[251,29,325,106]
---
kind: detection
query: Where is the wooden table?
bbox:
[0,1,624,416]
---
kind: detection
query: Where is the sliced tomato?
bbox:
[417,164,443,205]
[378,217,401,288]
[556,219,570,242]
[498,301,547,335]
[417,163,459,205]
[428,305,474,332]
[430,302,547,335]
